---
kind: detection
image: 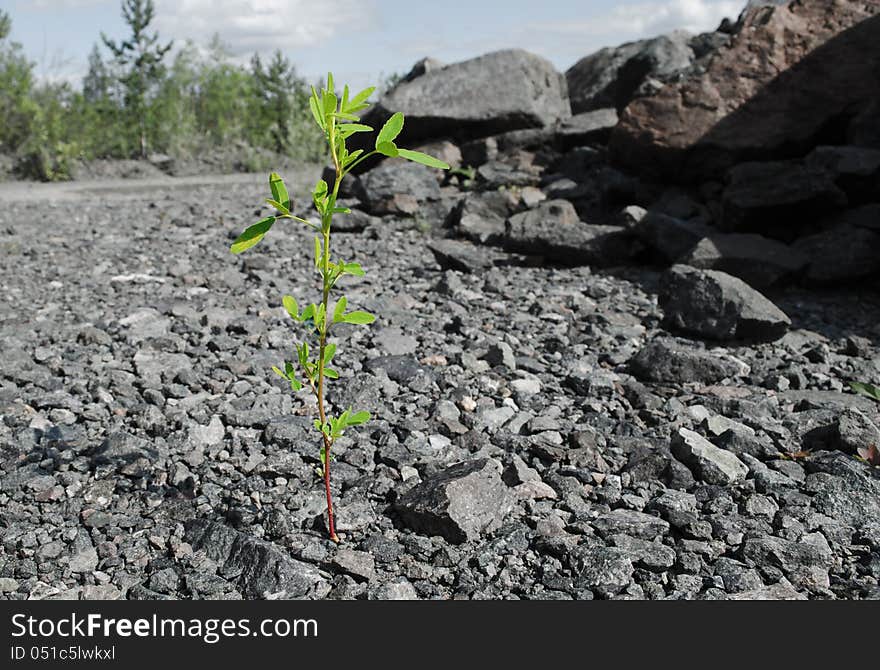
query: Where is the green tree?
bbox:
[0,9,11,40]
[83,43,112,103]
[250,49,324,158]
[101,0,172,157]
[0,10,35,154]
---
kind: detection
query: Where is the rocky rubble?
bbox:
[2,0,880,601]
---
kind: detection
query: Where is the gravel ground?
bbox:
[1,171,880,600]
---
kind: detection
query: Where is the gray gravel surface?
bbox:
[1,170,880,601]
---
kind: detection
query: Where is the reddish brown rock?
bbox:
[610,1,880,180]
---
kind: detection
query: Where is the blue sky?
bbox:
[5,0,745,89]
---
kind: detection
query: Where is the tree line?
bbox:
[0,0,327,180]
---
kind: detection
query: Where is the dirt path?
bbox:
[0,168,321,203]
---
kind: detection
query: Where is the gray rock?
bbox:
[805,145,880,201]
[89,432,159,472]
[679,233,808,288]
[634,211,711,262]
[189,416,225,448]
[393,459,514,543]
[834,407,880,455]
[556,108,619,146]
[570,546,635,598]
[629,338,748,384]
[364,49,570,146]
[793,223,880,284]
[364,355,428,384]
[672,427,748,485]
[566,31,695,113]
[329,548,375,582]
[68,529,98,573]
[428,239,497,273]
[592,509,670,540]
[659,265,791,342]
[0,578,19,593]
[806,451,880,528]
[370,579,419,600]
[446,190,515,244]
[713,557,764,594]
[609,534,676,570]
[728,581,807,600]
[741,534,833,591]
[482,341,516,370]
[185,520,327,599]
[720,161,847,237]
[504,199,637,266]
[360,160,441,216]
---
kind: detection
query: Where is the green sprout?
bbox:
[850,381,880,403]
[230,73,449,542]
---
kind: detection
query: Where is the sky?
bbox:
[4,0,746,89]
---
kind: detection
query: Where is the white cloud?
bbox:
[28,0,109,8]
[152,0,376,56]
[496,0,744,69]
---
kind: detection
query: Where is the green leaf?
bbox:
[271,366,286,379]
[323,90,337,117]
[230,217,275,254]
[282,295,299,319]
[850,381,880,402]
[342,149,364,168]
[290,378,303,391]
[343,262,365,276]
[336,123,372,136]
[324,342,337,363]
[269,173,290,209]
[284,361,295,378]
[342,310,376,325]
[397,148,450,169]
[376,141,399,157]
[376,112,404,147]
[345,86,375,113]
[347,410,371,426]
[300,304,315,324]
[265,198,290,215]
[324,367,339,379]
[333,296,347,323]
[314,236,322,267]
[297,341,310,366]
[309,87,324,128]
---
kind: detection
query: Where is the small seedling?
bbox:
[849,381,880,403]
[230,74,449,542]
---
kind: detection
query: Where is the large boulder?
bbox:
[719,161,847,237]
[566,31,700,113]
[610,1,880,179]
[659,264,791,342]
[363,49,570,147]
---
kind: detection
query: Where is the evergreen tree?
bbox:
[83,44,112,103]
[101,0,172,157]
[250,50,305,155]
